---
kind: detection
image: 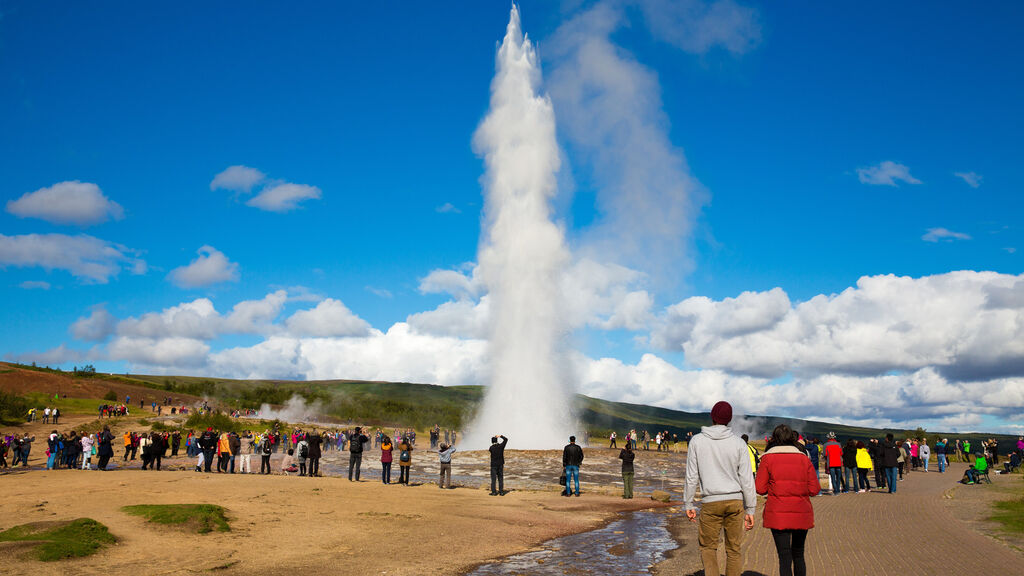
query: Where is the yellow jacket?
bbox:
[747,444,759,473]
[855,447,873,470]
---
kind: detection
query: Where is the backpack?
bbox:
[400,448,411,463]
[299,443,308,459]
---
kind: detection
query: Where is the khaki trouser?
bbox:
[698,499,745,576]
[622,471,634,498]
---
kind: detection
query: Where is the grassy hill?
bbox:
[1,362,1017,450]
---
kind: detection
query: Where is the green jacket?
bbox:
[974,456,987,472]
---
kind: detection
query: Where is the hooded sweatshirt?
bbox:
[684,425,756,515]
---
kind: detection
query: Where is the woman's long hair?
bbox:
[768,424,805,452]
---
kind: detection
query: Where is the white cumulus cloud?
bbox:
[70,307,117,341]
[210,165,266,193]
[246,182,322,212]
[856,161,922,186]
[211,165,321,212]
[284,298,373,337]
[168,246,239,288]
[922,228,971,242]
[0,233,145,284]
[651,271,1024,383]
[6,181,124,226]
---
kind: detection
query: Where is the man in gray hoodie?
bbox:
[683,401,756,576]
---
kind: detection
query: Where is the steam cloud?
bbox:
[257,395,324,424]
[463,5,576,449]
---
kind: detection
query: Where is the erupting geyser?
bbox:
[463,5,576,449]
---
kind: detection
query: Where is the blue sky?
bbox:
[1,1,1021,433]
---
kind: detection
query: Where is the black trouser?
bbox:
[399,465,410,484]
[218,453,229,472]
[300,462,307,476]
[772,529,808,576]
[171,442,180,456]
[349,453,362,481]
[381,461,391,483]
[153,454,161,471]
[202,449,215,472]
[141,455,152,470]
[309,457,320,477]
[490,464,504,494]
[874,462,886,488]
[261,455,271,474]
[97,454,111,470]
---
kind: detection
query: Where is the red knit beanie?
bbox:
[711,401,732,425]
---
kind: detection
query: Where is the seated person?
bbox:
[964,453,988,483]
[1002,452,1021,474]
[280,448,297,475]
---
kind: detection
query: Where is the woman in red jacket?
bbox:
[755,424,820,576]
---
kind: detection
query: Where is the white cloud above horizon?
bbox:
[167,246,240,288]
[857,161,922,186]
[210,165,267,193]
[0,233,146,284]
[6,181,124,226]
[435,202,461,214]
[26,270,1024,433]
[247,182,322,212]
[210,165,321,212]
[954,171,983,188]
[19,280,51,290]
[922,227,971,242]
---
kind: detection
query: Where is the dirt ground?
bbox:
[0,408,675,576]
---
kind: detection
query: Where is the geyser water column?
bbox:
[464,5,575,450]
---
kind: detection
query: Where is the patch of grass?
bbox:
[990,498,1024,534]
[0,390,30,425]
[23,393,107,415]
[122,504,230,534]
[0,518,115,561]
[185,411,243,433]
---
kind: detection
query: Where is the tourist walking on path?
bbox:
[438,442,455,488]
[756,424,819,576]
[683,401,756,576]
[380,435,393,484]
[920,440,931,472]
[489,434,508,495]
[398,436,413,484]
[348,427,370,481]
[563,435,584,497]
[619,442,635,499]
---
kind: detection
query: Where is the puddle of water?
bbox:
[467,509,679,576]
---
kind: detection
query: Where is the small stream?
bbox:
[467,508,679,576]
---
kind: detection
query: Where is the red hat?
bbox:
[711,401,732,425]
